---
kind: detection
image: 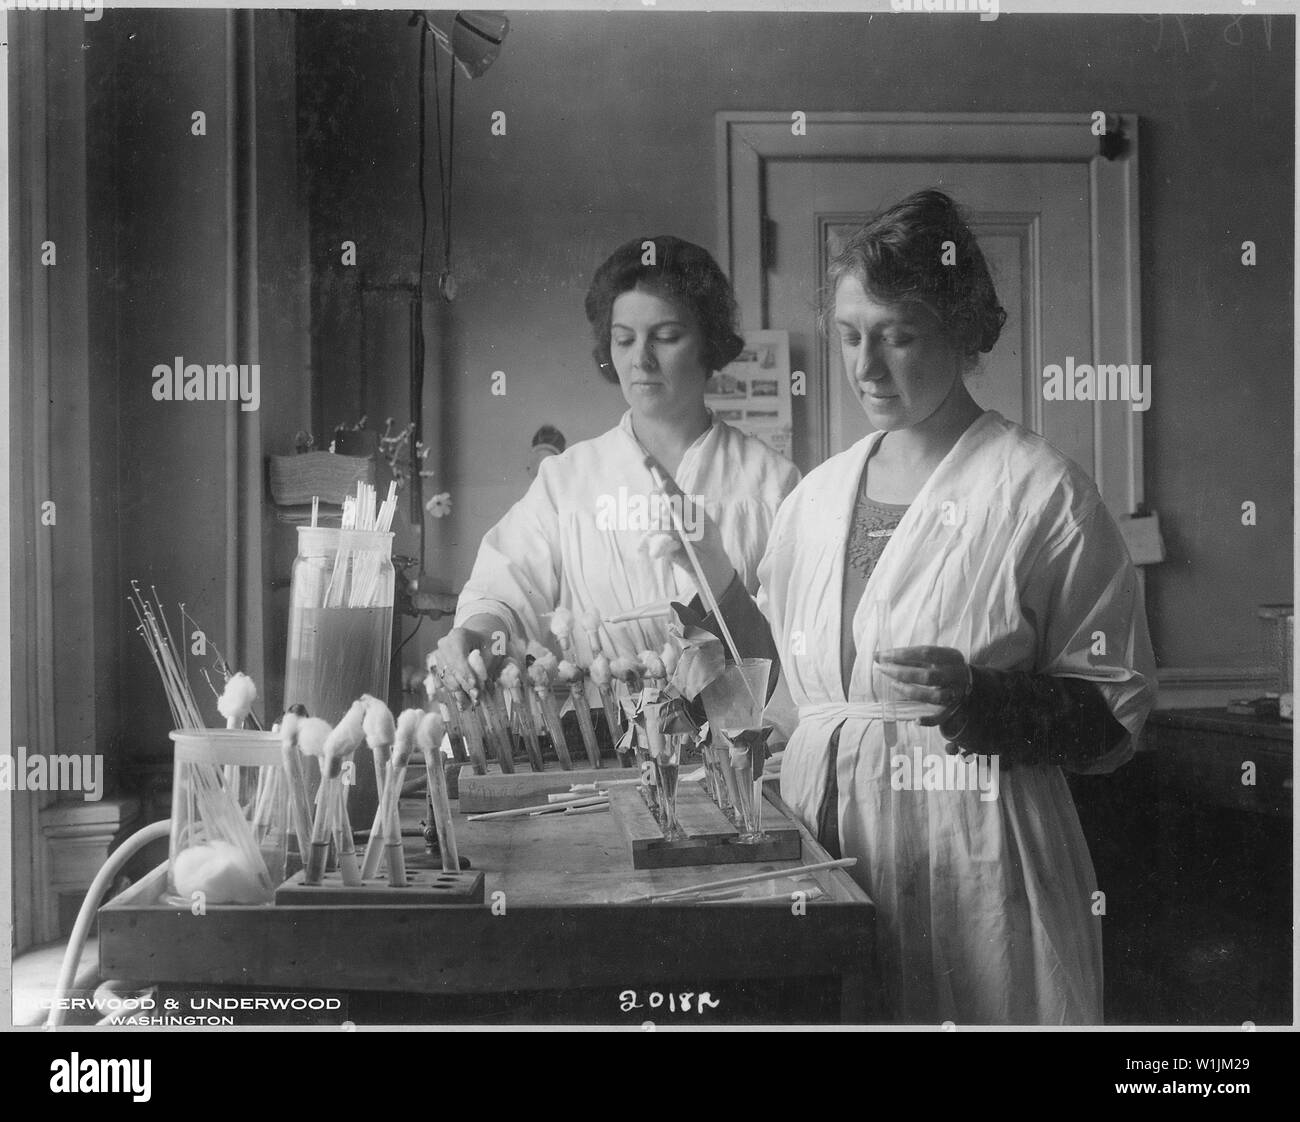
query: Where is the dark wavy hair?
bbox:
[584,235,745,383]
[823,189,1006,360]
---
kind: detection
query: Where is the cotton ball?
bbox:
[549,608,574,640]
[360,695,396,749]
[640,531,679,561]
[217,672,258,725]
[499,662,522,689]
[416,710,446,756]
[393,708,423,767]
[589,654,612,685]
[172,842,266,905]
[556,660,581,683]
[642,653,666,680]
[609,657,637,682]
[424,672,439,701]
[296,718,333,759]
[528,661,551,688]
[579,609,602,635]
[661,642,680,675]
[467,649,489,685]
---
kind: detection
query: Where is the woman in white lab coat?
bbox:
[767,190,1156,1023]
[688,190,1155,1023]
[438,235,800,690]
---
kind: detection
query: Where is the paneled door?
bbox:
[718,114,1144,520]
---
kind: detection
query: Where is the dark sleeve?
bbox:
[686,574,781,699]
[938,667,1129,768]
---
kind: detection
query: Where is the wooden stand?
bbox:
[609,783,801,869]
[275,867,484,907]
[457,762,635,813]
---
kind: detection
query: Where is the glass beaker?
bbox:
[283,526,394,833]
[166,729,288,906]
[700,658,771,841]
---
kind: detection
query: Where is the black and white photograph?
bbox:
[3,0,1295,1053]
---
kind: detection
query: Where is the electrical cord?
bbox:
[46,818,172,1028]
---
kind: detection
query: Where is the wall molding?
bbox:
[1155,664,1278,709]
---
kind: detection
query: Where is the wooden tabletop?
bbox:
[99,788,877,1020]
[455,788,862,905]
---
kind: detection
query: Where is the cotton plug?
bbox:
[295,717,333,760]
[589,654,612,685]
[392,708,423,769]
[640,530,679,561]
[609,656,637,681]
[360,694,396,750]
[661,642,680,675]
[217,671,258,729]
[549,607,574,640]
[322,700,366,778]
[557,660,581,683]
[467,649,491,691]
[416,710,447,758]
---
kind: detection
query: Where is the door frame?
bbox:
[716,111,1144,516]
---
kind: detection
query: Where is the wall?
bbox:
[310,11,1293,676]
[85,9,310,762]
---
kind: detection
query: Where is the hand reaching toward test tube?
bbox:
[436,617,507,696]
[874,646,973,727]
[641,454,737,603]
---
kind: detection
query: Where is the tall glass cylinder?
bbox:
[283,526,395,833]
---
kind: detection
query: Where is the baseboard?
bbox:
[39,796,141,942]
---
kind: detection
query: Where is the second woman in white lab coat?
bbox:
[438,235,800,692]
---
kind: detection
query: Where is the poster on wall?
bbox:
[706,330,794,460]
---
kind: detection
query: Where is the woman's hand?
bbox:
[642,455,737,601]
[436,617,507,695]
[874,646,973,727]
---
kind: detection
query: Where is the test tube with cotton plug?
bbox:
[306,701,365,885]
[363,708,421,886]
[528,653,574,770]
[278,708,318,866]
[499,661,547,772]
[417,711,460,873]
[468,649,517,773]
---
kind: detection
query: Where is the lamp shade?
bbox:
[426,11,509,79]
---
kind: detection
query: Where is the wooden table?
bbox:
[99,788,877,1025]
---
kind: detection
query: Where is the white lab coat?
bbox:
[759,410,1156,1025]
[456,410,801,668]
